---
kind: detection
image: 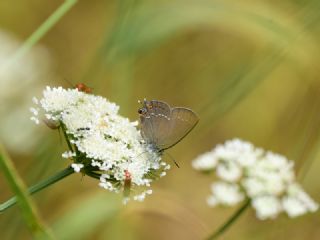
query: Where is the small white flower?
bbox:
[40,86,82,113]
[164,164,171,170]
[30,116,40,125]
[100,174,110,180]
[71,163,84,173]
[252,195,282,220]
[242,178,266,197]
[91,160,101,167]
[215,139,262,167]
[286,183,319,213]
[45,114,52,120]
[145,189,152,195]
[282,197,308,218]
[133,189,153,202]
[209,182,244,206]
[263,152,295,183]
[99,181,115,191]
[216,161,242,182]
[192,151,217,170]
[32,97,39,105]
[29,107,39,116]
[134,194,145,202]
[62,151,76,159]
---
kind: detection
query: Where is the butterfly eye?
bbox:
[138,108,146,114]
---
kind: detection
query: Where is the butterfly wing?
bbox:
[139,100,172,146]
[157,107,199,150]
[139,114,156,144]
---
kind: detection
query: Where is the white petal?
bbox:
[216,162,242,182]
[252,196,282,220]
[210,182,244,206]
[282,197,308,218]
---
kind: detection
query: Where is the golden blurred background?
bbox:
[1,0,320,239]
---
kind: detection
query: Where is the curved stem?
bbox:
[206,200,251,240]
[0,167,74,212]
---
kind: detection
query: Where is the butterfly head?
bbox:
[138,99,153,116]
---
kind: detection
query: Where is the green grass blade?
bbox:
[1,167,74,212]
[101,1,309,60]
[1,0,77,70]
[0,144,54,239]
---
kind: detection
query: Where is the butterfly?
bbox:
[138,99,199,153]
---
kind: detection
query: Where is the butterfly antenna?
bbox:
[135,150,149,159]
[165,152,180,168]
[63,77,74,88]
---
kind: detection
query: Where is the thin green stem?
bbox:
[84,170,101,180]
[60,123,74,152]
[1,0,77,71]
[206,200,251,240]
[0,167,74,212]
[0,144,54,238]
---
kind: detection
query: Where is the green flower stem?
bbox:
[0,144,54,238]
[2,0,77,70]
[84,170,101,180]
[0,167,74,213]
[206,199,251,240]
[60,123,74,152]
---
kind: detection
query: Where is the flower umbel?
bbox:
[192,138,318,220]
[31,86,170,202]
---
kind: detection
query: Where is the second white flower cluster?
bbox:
[192,139,318,220]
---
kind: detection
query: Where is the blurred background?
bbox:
[0,0,320,239]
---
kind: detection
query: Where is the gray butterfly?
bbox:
[138,99,199,152]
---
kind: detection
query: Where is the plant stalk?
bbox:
[206,199,251,240]
[0,144,56,238]
[0,167,74,212]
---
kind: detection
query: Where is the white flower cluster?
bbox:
[31,86,170,202]
[192,139,318,220]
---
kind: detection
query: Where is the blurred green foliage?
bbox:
[0,0,320,239]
